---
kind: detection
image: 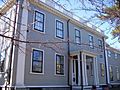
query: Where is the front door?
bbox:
[86,56,94,85]
[72,55,79,85]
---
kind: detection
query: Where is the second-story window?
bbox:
[108,51,111,57]
[75,29,81,44]
[32,49,43,73]
[98,39,103,51]
[56,54,64,75]
[56,20,64,39]
[89,35,94,49]
[34,11,45,32]
[115,53,118,59]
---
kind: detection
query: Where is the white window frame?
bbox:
[100,63,105,77]
[55,53,65,76]
[89,34,94,49]
[108,50,111,57]
[115,53,118,59]
[55,19,64,39]
[116,66,120,80]
[75,28,81,44]
[30,48,44,74]
[33,10,46,33]
[98,39,103,51]
[109,66,113,81]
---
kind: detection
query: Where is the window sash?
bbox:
[115,53,117,59]
[116,67,120,80]
[56,54,64,75]
[34,11,44,32]
[75,29,81,44]
[109,66,113,81]
[89,35,94,48]
[56,20,64,39]
[98,40,103,50]
[32,49,43,73]
[100,64,105,77]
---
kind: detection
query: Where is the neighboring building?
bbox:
[106,45,120,85]
[0,0,119,90]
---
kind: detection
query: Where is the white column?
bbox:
[93,57,99,85]
[16,0,29,86]
[82,53,88,85]
[105,46,110,84]
[78,54,81,85]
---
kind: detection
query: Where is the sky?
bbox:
[54,0,120,49]
[0,0,119,49]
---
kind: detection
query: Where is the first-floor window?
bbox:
[100,63,105,77]
[32,49,43,73]
[109,66,113,81]
[116,67,120,80]
[56,54,64,75]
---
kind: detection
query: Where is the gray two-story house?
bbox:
[0,0,120,90]
[106,45,120,86]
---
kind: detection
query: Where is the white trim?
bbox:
[77,54,81,85]
[30,48,44,75]
[95,57,99,85]
[55,19,65,40]
[32,9,46,34]
[14,85,69,88]
[54,53,65,76]
[16,0,28,86]
[109,83,120,85]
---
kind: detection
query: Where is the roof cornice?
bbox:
[0,0,15,15]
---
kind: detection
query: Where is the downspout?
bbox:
[67,19,71,89]
[102,37,108,85]
[80,52,83,90]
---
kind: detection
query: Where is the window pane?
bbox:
[75,30,80,37]
[32,49,43,73]
[76,37,80,43]
[56,20,64,39]
[34,11,44,32]
[109,66,113,81]
[56,54,64,75]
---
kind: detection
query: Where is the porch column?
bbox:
[82,53,88,85]
[93,57,99,85]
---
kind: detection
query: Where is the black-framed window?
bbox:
[75,29,81,44]
[56,20,64,39]
[34,11,45,32]
[98,39,103,51]
[109,66,113,81]
[32,49,43,73]
[89,35,94,49]
[56,54,64,75]
[100,63,105,77]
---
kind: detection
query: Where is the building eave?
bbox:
[0,0,15,16]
